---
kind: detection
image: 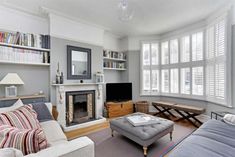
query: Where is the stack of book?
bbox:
[103,50,126,60]
[103,61,126,69]
[0,32,50,49]
[0,46,50,64]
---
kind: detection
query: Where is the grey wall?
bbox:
[104,71,123,83]
[0,64,50,100]
[124,25,235,115]
[50,37,103,104]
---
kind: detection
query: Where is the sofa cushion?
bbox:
[0,104,41,129]
[0,148,23,157]
[0,125,47,155]
[31,103,53,122]
[0,99,24,113]
[40,120,67,145]
[28,136,94,157]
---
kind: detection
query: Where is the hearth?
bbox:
[66,90,95,126]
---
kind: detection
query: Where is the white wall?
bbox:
[0,5,48,34]
[49,13,104,46]
[103,32,122,51]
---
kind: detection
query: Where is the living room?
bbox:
[0,0,235,157]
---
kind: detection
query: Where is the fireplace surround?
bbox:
[53,83,106,131]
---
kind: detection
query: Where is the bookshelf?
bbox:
[0,31,50,66]
[103,50,127,71]
[0,42,50,52]
[103,67,127,71]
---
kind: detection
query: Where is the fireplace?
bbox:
[66,90,95,126]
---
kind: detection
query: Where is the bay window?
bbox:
[141,13,231,106]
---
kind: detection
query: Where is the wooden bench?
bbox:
[152,101,205,127]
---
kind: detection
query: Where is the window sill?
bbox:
[139,94,233,108]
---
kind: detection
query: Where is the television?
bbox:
[106,83,132,102]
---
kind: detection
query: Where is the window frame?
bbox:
[140,12,231,107]
[140,41,161,96]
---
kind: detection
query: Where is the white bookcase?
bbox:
[0,31,50,66]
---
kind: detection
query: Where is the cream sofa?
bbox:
[0,101,95,157]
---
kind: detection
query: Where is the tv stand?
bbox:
[105,100,133,118]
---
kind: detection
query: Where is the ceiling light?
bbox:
[118,0,134,22]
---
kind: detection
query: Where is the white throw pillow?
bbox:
[223,114,235,126]
[40,120,67,146]
[0,99,24,113]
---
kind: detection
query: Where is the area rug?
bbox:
[87,122,195,157]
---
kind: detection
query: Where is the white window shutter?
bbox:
[161,42,169,65]
[151,43,159,65]
[215,63,225,99]
[161,69,169,93]
[192,67,204,95]
[143,70,151,91]
[206,17,226,103]
[206,65,215,97]
[143,44,150,65]
[192,32,203,61]
[206,26,215,59]
[170,69,179,93]
[215,20,225,57]
[170,39,179,64]
[152,70,159,92]
[181,36,190,62]
[181,68,190,94]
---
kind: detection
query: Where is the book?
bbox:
[126,115,161,127]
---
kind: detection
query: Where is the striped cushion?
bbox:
[0,104,40,129]
[0,105,48,152]
[0,125,47,155]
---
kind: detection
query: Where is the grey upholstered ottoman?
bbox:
[110,113,174,156]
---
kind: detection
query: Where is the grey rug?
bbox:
[87,122,195,157]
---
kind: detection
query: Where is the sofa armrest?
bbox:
[25,136,94,157]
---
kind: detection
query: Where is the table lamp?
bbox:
[0,73,24,97]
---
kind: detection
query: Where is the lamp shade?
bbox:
[0,73,24,85]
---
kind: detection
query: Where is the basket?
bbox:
[135,101,149,114]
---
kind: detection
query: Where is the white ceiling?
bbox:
[2,0,232,37]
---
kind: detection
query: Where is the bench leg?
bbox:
[153,106,171,119]
[111,129,114,137]
[143,146,148,157]
[170,132,173,141]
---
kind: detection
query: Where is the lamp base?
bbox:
[5,86,17,97]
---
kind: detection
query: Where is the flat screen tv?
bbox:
[106,83,132,102]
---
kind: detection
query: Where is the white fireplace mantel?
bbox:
[52,83,103,86]
[52,83,104,131]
